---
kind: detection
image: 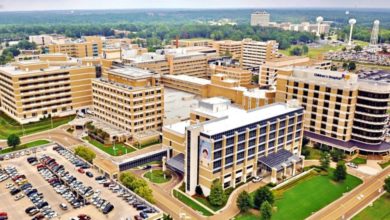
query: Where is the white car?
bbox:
[252,176,263,183]
[346,162,358,168]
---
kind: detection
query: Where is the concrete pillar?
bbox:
[271,168,277,184]
[292,159,297,176]
[283,164,287,177]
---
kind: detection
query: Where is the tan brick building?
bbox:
[163,98,304,195]
[92,67,164,136]
[0,57,96,124]
[241,39,278,69]
[47,36,103,58]
[275,67,390,154]
[212,40,242,59]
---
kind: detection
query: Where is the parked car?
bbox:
[59,203,68,210]
[77,168,85,174]
[252,176,263,183]
[86,171,93,178]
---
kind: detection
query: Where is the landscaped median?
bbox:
[83,136,136,156]
[352,193,390,220]
[0,140,51,155]
[236,168,363,220]
[0,111,75,139]
[144,170,172,184]
[172,189,214,216]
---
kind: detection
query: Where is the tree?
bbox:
[330,149,346,162]
[7,134,20,149]
[134,185,154,203]
[333,162,347,181]
[209,179,225,206]
[237,191,251,213]
[354,45,363,52]
[163,214,173,220]
[252,75,259,84]
[348,62,356,71]
[253,186,274,209]
[320,152,330,170]
[74,146,96,163]
[383,176,390,193]
[302,45,309,55]
[120,172,155,203]
[260,201,272,220]
[290,47,303,56]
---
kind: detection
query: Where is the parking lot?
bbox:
[0,145,162,220]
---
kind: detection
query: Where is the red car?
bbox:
[78,214,91,220]
[77,168,85,174]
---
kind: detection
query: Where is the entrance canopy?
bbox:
[166,153,185,174]
[258,149,301,172]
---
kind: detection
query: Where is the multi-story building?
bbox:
[162,74,275,110]
[259,56,332,87]
[92,67,164,137]
[164,98,304,195]
[171,39,214,48]
[209,65,252,86]
[276,67,390,154]
[0,57,96,124]
[251,11,270,27]
[241,39,278,70]
[124,48,209,78]
[212,40,242,59]
[47,36,103,58]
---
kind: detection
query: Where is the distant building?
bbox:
[251,11,270,27]
[259,56,332,87]
[123,48,211,78]
[47,36,104,58]
[212,40,243,59]
[241,39,279,69]
[170,39,214,48]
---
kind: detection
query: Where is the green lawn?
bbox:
[235,213,259,220]
[238,169,362,220]
[83,136,136,156]
[0,111,75,139]
[350,157,367,165]
[144,170,172,184]
[279,44,343,59]
[353,193,390,220]
[173,189,213,216]
[379,161,390,169]
[1,140,50,155]
[272,170,362,220]
[194,196,222,212]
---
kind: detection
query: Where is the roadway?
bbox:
[307,166,390,220]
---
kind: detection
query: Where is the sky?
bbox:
[0,0,389,11]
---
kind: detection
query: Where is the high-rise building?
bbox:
[163,98,304,195]
[251,11,270,27]
[92,67,164,136]
[275,67,390,154]
[241,39,278,69]
[0,55,96,124]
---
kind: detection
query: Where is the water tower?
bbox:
[348,18,356,46]
[316,16,324,37]
[370,20,380,45]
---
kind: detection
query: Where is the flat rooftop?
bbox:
[201,103,302,136]
[164,88,200,125]
[0,63,84,76]
[163,74,211,85]
[109,66,155,79]
[163,120,191,135]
